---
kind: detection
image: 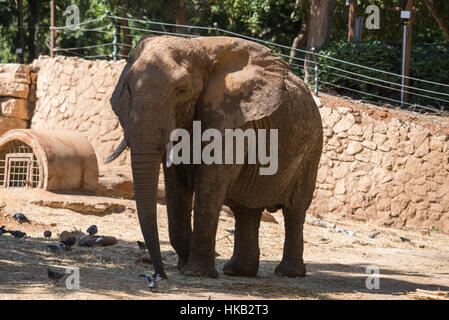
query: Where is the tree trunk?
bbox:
[304,0,336,83]
[348,0,357,41]
[425,0,449,41]
[175,0,189,33]
[27,0,38,62]
[114,0,132,58]
[118,19,132,58]
[289,0,308,65]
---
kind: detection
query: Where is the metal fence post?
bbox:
[401,22,408,107]
[50,0,55,58]
[113,24,119,61]
[311,47,319,97]
[213,22,219,36]
[106,11,120,61]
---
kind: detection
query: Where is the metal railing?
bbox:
[50,13,449,116]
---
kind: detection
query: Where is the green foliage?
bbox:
[317,40,449,110]
[332,0,449,44]
[0,0,448,110]
[0,0,19,62]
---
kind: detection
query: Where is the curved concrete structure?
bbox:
[0,129,98,191]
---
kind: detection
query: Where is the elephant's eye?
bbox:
[176,85,188,96]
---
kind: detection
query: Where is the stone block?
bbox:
[0,82,29,98]
[0,116,28,135]
[0,98,31,120]
[0,64,31,84]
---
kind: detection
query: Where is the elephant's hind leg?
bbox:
[223,207,263,277]
[275,205,307,277]
[275,150,321,277]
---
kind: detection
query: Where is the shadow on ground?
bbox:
[1,234,448,299]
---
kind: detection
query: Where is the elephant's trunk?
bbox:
[131,150,167,278]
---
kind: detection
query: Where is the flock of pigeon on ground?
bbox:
[1,213,162,291]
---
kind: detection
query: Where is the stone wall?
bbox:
[30,56,128,167]
[309,94,449,234]
[8,56,448,234]
[0,64,36,135]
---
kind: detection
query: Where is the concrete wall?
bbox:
[310,95,449,234]
[2,57,448,233]
[30,56,128,167]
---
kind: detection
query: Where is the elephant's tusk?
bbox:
[105,138,128,164]
[165,140,174,168]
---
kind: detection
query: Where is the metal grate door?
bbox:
[0,141,40,188]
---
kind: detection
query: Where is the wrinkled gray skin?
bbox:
[109,35,323,279]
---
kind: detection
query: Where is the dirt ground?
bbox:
[0,189,448,300]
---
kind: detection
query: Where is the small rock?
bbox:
[261,211,278,224]
[221,206,234,217]
[400,236,411,243]
[79,235,97,247]
[59,231,73,241]
[79,235,117,247]
[93,235,117,246]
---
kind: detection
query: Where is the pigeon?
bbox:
[46,243,63,253]
[139,273,162,290]
[137,240,147,250]
[86,225,98,236]
[12,213,30,223]
[368,232,380,239]
[60,237,76,248]
[0,226,6,237]
[44,230,52,239]
[9,230,26,239]
[47,268,65,283]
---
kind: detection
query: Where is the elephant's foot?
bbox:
[177,257,188,271]
[223,256,259,277]
[275,260,306,278]
[180,262,218,278]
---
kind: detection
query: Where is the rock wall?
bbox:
[30,56,128,167]
[18,57,449,233]
[309,94,449,234]
[0,64,36,135]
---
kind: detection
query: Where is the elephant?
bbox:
[107,35,323,279]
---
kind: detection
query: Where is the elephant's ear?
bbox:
[110,61,131,118]
[197,37,289,131]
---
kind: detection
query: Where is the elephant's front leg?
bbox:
[180,164,235,278]
[163,163,194,270]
